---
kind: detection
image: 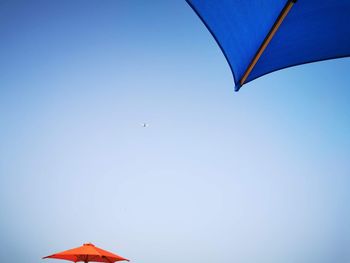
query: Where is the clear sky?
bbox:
[0,1,349,263]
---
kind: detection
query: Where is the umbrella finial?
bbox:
[84,243,94,246]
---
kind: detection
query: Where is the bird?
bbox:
[142,123,148,127]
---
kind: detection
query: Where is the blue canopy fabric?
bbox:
[186,0,350,91]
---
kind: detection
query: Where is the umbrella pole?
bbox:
[238,0,297,90]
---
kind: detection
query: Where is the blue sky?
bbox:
[0,1,349,263]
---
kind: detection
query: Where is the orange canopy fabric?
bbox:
[43,243,129,263]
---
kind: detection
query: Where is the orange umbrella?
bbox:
[43,243,130,263]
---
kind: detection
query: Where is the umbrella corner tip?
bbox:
[234,84,241,92]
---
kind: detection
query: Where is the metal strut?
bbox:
[236,0,297,91]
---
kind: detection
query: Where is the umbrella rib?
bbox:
[237,0,297,91]
[102,256,114,263]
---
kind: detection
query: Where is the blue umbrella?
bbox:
[186,0,350,91]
